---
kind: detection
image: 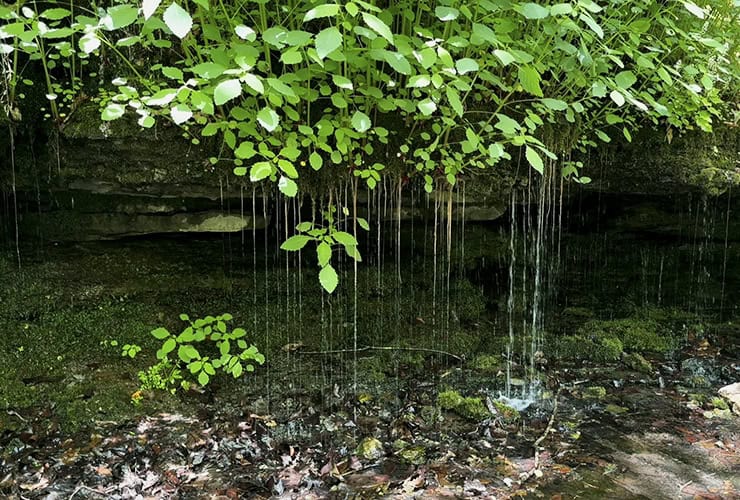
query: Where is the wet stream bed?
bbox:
[0,234,739,499]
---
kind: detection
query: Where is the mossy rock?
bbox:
[551,334,623,362]
[458,397,490,420]
[356,437,384,461]
[437,390,491,421]
[491,400,520,422]
[468,354,503,373]
[583,386,607,400]
[579,318,675,353]
[623,352,653,374]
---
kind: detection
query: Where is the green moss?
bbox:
[458,397,490,420]
[580,318,674,353]
[437,390,491,421]
[468,354,503,373]
[711,397,729,411]
[491,400,520,422]
[552,334,623,362]
[437,390,464,410]
[583,386,607,400]
[623,352,653,374]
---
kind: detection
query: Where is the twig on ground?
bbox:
[69,484,116,499]
[520,386,562,483]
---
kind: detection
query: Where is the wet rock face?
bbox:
[718,383,740,415]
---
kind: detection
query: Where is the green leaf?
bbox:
[170,103,192,125]
[279,176,298,197]
[317,242,332,267]
[319,264,339,293]
[455,58,479,75]
[525,146,544,174]
[197,371,210,386]
[414,48,437,68]
[595,130,611,142]
[267,78,295,97]
[682,1,705,18]
[250,161,273,181]
[304,4,340,22]
[191,62,226,79]
[105,5,139,29]
[519,3,550,19]
[151,327,170,340]
[407,75,431,88]
[281,235,312,251]
[309,152,323,170]
[541,98,568,111]
[472,23,497,44]
[446,87,464,117]
[351,111,371,133]
[139,115,155,128]
[362,13,394,44]
[435,6,459,21]
[41,8,72,20]
[101,103,125,121]
[163,2,192,39]
[493,49,516,66]
[332,231,357,247]
[382,51,411,75]
[243,74,264,94]
[257,107,280,132]
[142,0,162,20]
[550,3,573,15]
[610,90,625,107]
[579,12,603,39]
[214,79,242,105]
[162,66,183,80]
[495,114,520,134]
[234,141,256,159]
[518,66,543,97]
[161,337,177,356]
[234,167,247,176]
[591,81,607,97]
[332,74,353,90]
[417,98,437,116]
[281,49,303,65]
[235,25,256,41]
[614,70,637,89]
[79,34,101,54]
[315,27,342,59]
[357,218,370,231]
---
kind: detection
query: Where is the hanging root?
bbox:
[520,386,562,483]
[296,345,464,363]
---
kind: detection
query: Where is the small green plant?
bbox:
[121,343,141,358]
[147,313,265,391]
[138,358,182,393]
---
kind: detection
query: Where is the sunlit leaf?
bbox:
[163,2,192,39]
[315,26,342,59]
[214,79,242,105]
[319,264,339,293]
[525,146,544,174]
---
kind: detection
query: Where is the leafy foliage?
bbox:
[141,313,264,395]
[1,0,737,291]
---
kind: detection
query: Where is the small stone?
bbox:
[400,446,426,465]
[718,382,740,415]
[356,437,384,461]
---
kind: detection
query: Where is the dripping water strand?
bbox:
[719,186,731,320]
